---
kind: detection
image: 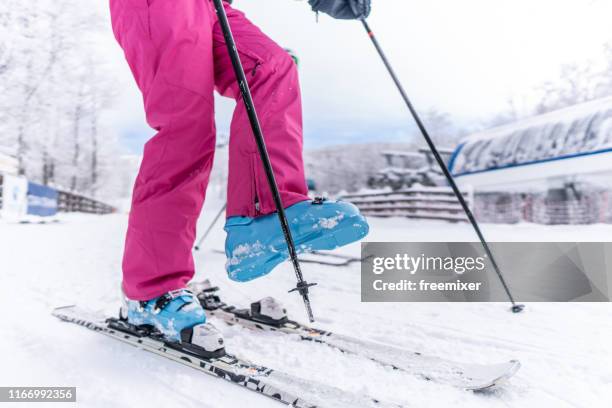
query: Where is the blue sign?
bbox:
[27,182,58,217]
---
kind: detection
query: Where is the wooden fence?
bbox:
[57,190,115,214]
[341,186,472,222]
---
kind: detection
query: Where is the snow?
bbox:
[1,208,612,407]
[227,241,266,264]
[317,213,344,230]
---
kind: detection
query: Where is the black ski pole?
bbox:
[360,18,524,313]
[194,202,227,251]
[213,0,317,322]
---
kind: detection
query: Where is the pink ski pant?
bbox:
[110,0,309,300]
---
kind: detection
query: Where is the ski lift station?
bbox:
[449,96,612,224]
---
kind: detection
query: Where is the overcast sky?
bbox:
[99,0,612,153]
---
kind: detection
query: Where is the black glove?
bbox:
[308,0,371,20]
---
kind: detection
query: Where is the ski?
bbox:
[298,251,366,267]
[191,281,521,391]
[309,251,364,261]
[52,305,403,408]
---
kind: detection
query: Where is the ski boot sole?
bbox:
[227,212,369,282]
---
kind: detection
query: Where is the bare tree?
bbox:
[533,43,612,114]
[535,63,598,114]
[0,0,121,199]
[421,108,460,147]
[481,42,612,131]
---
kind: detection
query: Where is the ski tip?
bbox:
[468,359,521,391]
[51,305,78,320]
[52,305,77,312]
[509,359,522,374]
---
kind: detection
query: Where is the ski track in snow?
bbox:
[2,203,612,407]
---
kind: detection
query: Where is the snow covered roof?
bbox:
[462,96,612,144]
[449,96,612,178]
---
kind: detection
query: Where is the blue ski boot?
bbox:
[224,198,369,282]
[120,288,225,356]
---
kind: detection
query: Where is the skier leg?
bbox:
[212,3,369,282]
[112,0,217,301]
[109,0,225,351]
[213,3,309,218]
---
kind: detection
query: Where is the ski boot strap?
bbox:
[145,289,197,315]
[312,196,326,205]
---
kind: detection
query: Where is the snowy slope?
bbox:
[1,206,612,407]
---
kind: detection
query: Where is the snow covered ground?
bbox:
[2,204,612,407]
